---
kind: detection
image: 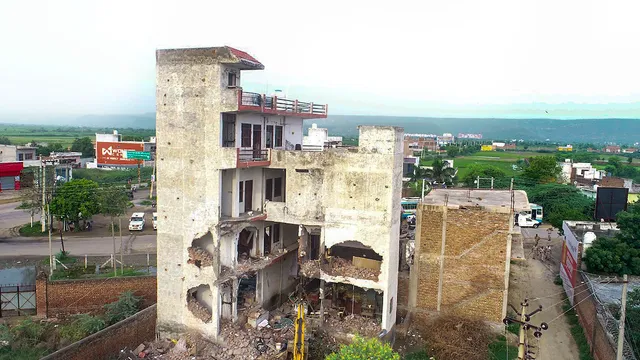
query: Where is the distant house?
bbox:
[481,145,494,152]
[604,145,621,153]
[622,148,637,154]
[558,145,573,152]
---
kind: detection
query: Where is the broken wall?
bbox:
[266,126,404,331]
[156,48,241,338]
[410,204,511,322]
[259,251,298,310]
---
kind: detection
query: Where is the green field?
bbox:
[467,151,541,160]
[0,124,155,147]
[454,158,522,179]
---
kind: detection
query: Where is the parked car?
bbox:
[128,212,145,231]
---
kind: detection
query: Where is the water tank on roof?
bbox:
[582,232,597,257]
[312,123,318,129]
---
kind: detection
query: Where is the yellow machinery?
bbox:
[293,303,306,360]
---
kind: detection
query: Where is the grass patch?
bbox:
[467,151,541,159]
[488,335,518,360]
[139,200,153,206]
[18,222,46,237]
[561,300,594,360]
[15,202,32,210]
[454,158,522,180]
[404,350,432,359]
[51,265,146,280]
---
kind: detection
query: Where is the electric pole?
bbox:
[504,298,549,360]
[616,274,629,360]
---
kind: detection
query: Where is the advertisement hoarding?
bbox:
[560,221,581,305]
[96,141,144,166]
[457,133,483,139]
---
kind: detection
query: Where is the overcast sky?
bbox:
[1,0,639,118]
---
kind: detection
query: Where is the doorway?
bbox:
[252,124,262,159]
[244,180,253,213]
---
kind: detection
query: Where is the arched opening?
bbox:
[322,241,382,281]
[187,284,212,323]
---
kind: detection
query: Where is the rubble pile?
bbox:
[187,297,212,323]
[324,314,381,338]
[322,257,380,281]
[216,320,293,359]
[187,247,213,268]
[300,259,321,278]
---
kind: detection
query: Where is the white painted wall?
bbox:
[221,170,234,217]
[259,252,298,309]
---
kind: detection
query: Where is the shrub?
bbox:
[9,319,48,348]
[18,222,46,237]
[325,336,399,360]
[554,275,563,285]
[104,291,142,325]
[59,314,105,342]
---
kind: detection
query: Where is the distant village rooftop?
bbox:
[423,189,530,212]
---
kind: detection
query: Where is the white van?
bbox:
[129,212,145,231]
[153,212,158,230]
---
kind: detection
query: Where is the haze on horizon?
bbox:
[1,0,639,120]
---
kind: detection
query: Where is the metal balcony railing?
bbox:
[238,90,327,117]
[237,148,270,165]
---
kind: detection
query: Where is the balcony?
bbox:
[237,90,328,119]
[237,148,271,168]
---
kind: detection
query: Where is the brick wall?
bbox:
[397,272,410,308]
[412,205,509,322]
[36,274,157,317]
[573,274,616,360]
[600,177,624,188]
[41,304,157,360]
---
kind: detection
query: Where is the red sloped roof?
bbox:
[0,162,24,177]
[226,46,263,67]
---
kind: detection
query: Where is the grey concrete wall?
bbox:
[0,145,17,162]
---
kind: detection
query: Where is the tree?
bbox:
[71,137,95,157]
[584,202,640,275]
[461,165,507,187]
[446,146,460,158]
[325,336,400,360]
[424,158,456,185]
[98,185,130,230]
[525,183,594,229]
[522,156,561,183]
[628,156,634,164]
[0,136,10,145]
[50,179,100,230]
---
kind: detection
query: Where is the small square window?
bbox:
[228,72,237,87]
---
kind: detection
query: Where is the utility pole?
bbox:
[111,222,116,276]
[41,157,46,232]
[119,217,123,275]
[617,274,629,360]
[504,298,549,360]
[421,179,426,199]
[137,159,141,187]
[476,175,480,189]
[149,158,156,199]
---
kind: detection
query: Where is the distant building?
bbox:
[557,145,573,152]
[481,145,494,152]
[604,145,621,153]
[622,148,637,154]
[437,133,455,146]
[302,123,343,151]
[0,162,23,191]
[403,135,438,156]
[561,160,605,184]
[457,133,483,139]
[0,145,37,163]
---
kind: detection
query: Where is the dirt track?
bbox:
[508,227,579,360]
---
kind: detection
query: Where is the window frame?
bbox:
[274,177,282,198]
[241,124,252,148]
[274,126,283,148]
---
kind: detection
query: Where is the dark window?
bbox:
[272,224,280,243]
[274,177,282,198]
[18,153,24,161]
[228,72,237,87]
[222,114,236,147]
[275,126,283,147]
[265,178,273,201]
[25,153,33,160]
[241,124,252,148]
[239,181,244,202]
[265,125,274,149]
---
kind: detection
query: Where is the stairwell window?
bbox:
[228,72,237,88]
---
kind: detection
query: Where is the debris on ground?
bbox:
[322,257,380,281]
[324,313,381,338]
[187,297,212,323]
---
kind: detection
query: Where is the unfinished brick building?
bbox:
[155,46,403,341]
[407,189,529,322]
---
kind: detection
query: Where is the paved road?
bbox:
[0,234,157,257]
[0,200,33,238]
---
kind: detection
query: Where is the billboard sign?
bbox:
[595,187,629,222]
[560,221,581,305]
[124,151,151,160]
[96,141,144,165]
[457,133,483,139]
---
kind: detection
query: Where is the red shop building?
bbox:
[0,162,23,191]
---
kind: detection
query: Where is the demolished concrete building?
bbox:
[155,46,403,341]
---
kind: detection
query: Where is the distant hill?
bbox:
[1,113,638,143]
[305,116,640,144]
